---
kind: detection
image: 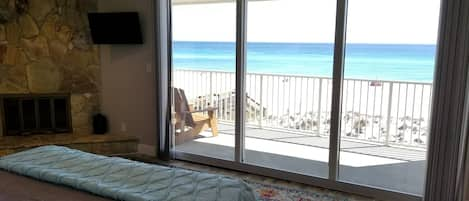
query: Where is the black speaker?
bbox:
[92,113,108,134]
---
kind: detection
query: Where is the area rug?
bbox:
[120,155,365,201]
[246,181,349,201]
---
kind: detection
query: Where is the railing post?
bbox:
[209,71,213,106]
[317,78,323,136]
[259,75,263,128]
[385,82,393,146]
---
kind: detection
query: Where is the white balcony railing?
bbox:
[174,69,433,148]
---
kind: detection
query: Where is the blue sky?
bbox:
[172,0,441,44]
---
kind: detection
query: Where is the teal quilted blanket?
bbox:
[0,146,256,201]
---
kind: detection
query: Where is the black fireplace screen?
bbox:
[1,94,72,136]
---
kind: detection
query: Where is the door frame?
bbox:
[155,0,469,200]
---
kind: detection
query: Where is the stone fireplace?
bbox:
[0,0,139,156]
[0,0,100,136]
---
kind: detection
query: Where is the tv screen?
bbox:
[88,12,143,44]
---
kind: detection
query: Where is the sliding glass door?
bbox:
[170,0,441,199]
[171,0,236,161]
[243,0,336,178]
[338,0,439,195]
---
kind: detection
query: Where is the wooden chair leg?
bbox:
[208,110,218,137]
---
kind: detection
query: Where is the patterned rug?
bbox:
[246,181,349,201]
[121,155,367,201]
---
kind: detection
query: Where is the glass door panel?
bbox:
[171,1,236,161]
[243,0,337,177]
[338,0,440,194]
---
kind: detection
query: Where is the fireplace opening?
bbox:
[1,94,72,136]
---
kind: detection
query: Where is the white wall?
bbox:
[98,0,157,156]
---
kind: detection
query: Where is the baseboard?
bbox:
[138,144,156,156]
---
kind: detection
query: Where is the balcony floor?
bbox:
[175,123,426,195]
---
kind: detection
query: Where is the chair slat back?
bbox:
[173,88,195,127]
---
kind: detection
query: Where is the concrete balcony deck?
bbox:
[176,123,426,195]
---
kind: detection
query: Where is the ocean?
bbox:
[173,41,436,82]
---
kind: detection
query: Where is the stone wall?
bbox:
[0,0,100,134]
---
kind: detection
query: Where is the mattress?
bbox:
[0,146,256,201]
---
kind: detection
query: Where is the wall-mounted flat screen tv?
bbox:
[88,12,143,44]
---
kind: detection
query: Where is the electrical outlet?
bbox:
[120,122,127,132]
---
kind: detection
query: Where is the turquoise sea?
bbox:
[173,41,436,82]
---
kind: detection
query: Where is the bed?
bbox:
[0,146,256,201]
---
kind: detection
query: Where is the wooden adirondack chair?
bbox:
[173,88,218,145]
